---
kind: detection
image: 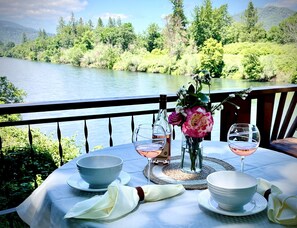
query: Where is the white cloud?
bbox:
[265,0,297,9]
[99,12,129,20]
[0,0,88,20]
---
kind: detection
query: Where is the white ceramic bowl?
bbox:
[76,155,123,188]
[207,171,257,211]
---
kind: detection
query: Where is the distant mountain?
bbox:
[232,6,296,30]
[0,20,53,44]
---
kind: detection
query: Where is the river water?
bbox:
[0,57,288,150]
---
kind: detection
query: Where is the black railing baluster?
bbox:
[84,120,89,153]
[131,115,135,141]
[0,136,3,175]
[28,125,33,154]
[28,125,37,189]
[57,122,63,166]
[109,117,113,147]
[152,113,155,124]
[172,126,175,140]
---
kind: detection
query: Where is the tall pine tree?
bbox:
[243,1,258,33]
[240,1,266,42]
[163,0,188,59]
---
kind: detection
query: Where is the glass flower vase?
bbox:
[180,134,203,173]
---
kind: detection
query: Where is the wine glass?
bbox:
[227,123,260,172]
[132,124,166,184]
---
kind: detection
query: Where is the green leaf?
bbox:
[188,84,195,94]
[198,93,210,103]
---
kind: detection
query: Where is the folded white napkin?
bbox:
[64,182,185,221]
[257,178,297,226]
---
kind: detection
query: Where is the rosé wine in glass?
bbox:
[133,124,166,183]
[228,123,260,172]
[135,143,162,158]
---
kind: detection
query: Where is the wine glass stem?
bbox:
[240,156,245,172]
[147,158,151,184]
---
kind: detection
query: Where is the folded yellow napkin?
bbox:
[64,182,185,220]
[257,178,297,226]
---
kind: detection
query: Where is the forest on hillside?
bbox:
[0,0,297,83]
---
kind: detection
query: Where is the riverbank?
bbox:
[3,40,297,84]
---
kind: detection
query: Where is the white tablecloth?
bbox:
[17,140,297,227]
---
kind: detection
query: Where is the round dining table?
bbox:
[17,140,297,227]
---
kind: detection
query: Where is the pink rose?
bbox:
[168,111,183,126]
[182,106,214,138]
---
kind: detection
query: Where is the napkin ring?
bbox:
[136,187,145,201]
[264,188,271,201]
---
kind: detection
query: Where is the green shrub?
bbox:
[224,42,296,56]
[0,126,80,223]
[260,55,278,80]
[113,51,142,71]
[59,46,84,66]
[80,44,121,69]
[222,54,243,78]
[242,54,264,80]
[172,53,200,76]
[200,38,224,77]
[140,52,175,74]
[291,69,297,84]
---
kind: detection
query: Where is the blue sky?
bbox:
[0,0,296,34]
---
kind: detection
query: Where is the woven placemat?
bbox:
[144,156,235,190]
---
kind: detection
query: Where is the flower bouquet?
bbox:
[168,70,250,173]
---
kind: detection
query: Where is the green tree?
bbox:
[38,29,47,39]
[240,1,266,42]
[57,17,66,34]
[55,14,78,48]
[0,41,3,56]
[107,17,116,27]
[163,0,188,59]
[244,1,258,32]
[190,0,231,48]
[242,54,264,80]
[96,23,136,51]
[200,38,224,77]
[278,12,297,43]
[69,12,77,35]
[97,17,104,28]
[118,23,136,50]
[22,32,28,43]
[79,30,94,50]
[76,17,88,38]
[87,19,94,29]
[144,23,162,52]
[0,76,26,122]
[267,26,282,42]
[78,17,84,26]
[170,0,187,28]
[5,42,15,49]
[0,76,26,104]
[116,17,122,27]
[223,22,242,44]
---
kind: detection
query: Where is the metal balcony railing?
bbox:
[1,85,296,157]
[0,85,296,221]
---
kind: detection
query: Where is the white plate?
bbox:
[198,189,267,216]
[67,171,130,192]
